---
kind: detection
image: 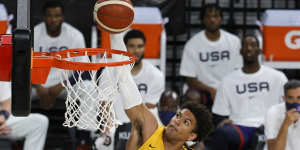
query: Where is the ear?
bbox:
[187,132,197,141]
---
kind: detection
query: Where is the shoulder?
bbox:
[267,103,285,117]
[34,22,45,32]
[184,31,204,48]
[221,29,240,42]
[143,60,164,79]
[62,22,84,37]
[262,66,287,79]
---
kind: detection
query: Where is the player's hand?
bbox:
[283,109,300,127]
[0,115,11,135]
[217,119,233,128]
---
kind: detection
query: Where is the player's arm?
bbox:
[110,33,158,147]
[118,70,158,146]
[185,77,216,100]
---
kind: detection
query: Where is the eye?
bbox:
[184,119,191,126]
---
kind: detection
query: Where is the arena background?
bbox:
[0,0,299,149]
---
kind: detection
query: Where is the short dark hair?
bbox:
[200,3,223,21]
[42,1,64,14]
[181,101,214,142]
[284,80,300,96]
[123,29,146,45]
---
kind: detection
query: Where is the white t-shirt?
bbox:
[180,29,242,89]
[114,60,165,123]
[132,60,165,104]
[0,3,8,20]
[265,103,300,150]
[0,81,11,102]
[212,66,288,127]
[34,22,87,87]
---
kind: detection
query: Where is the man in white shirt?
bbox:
[33,1,88,110]
[113,29,165,150]
[0,81,49,150]
[265,80,300,150]
[180,3,242,107]
[207,35,288,150]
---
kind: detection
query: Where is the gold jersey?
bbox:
[138,125,192,150]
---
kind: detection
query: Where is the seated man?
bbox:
[109,33,214,150]
[207,35,288,150]
[265,80,300,150]
[0,81,49,150]
[150,89,179,126]
[183,88,204,105]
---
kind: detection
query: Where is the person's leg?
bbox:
[236,125,257,149]
[5,114,49,150]
[206,124,242,150]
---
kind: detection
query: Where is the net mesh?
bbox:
[57,50,134,132]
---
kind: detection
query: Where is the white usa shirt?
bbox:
[34,22,87,87]
[180,29,242,89]
[132,60,165,104]
[114,60,165,123]
[265,103,300,150]
[212,66,288,127]
[0,81,11,102]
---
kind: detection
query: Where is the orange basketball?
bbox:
[94,0,134,33]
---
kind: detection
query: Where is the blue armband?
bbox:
[0,110,10,120]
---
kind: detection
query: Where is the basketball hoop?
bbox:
[52,48,136,132]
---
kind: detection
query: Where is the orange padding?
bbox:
[101,24,163,58]
[263,26,300,61]
[0,21,8,34]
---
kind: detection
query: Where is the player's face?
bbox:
[203,8,222,33]
[240,36,260,63]
[165,109,197,141]
[284,87,300,104]
[44,7,64,33]
[126,38,145,65]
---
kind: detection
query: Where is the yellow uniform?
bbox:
[138,125,192,150]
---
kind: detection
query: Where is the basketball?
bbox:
[93,0,134,33]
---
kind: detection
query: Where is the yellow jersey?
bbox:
[138,125,192,150]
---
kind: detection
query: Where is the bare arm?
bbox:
[267,109,300,150]
[125,104,158,148]
[186,77,216,100]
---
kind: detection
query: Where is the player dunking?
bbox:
[109,33,214,150]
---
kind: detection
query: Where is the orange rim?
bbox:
[52,48,136,70]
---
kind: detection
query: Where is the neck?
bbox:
[242,61,260,74]
[131,61,143,75]
[163,132,185,150]
[205,29,220,41]
[47,28,61,37]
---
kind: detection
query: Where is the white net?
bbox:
[57,50,134,132]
